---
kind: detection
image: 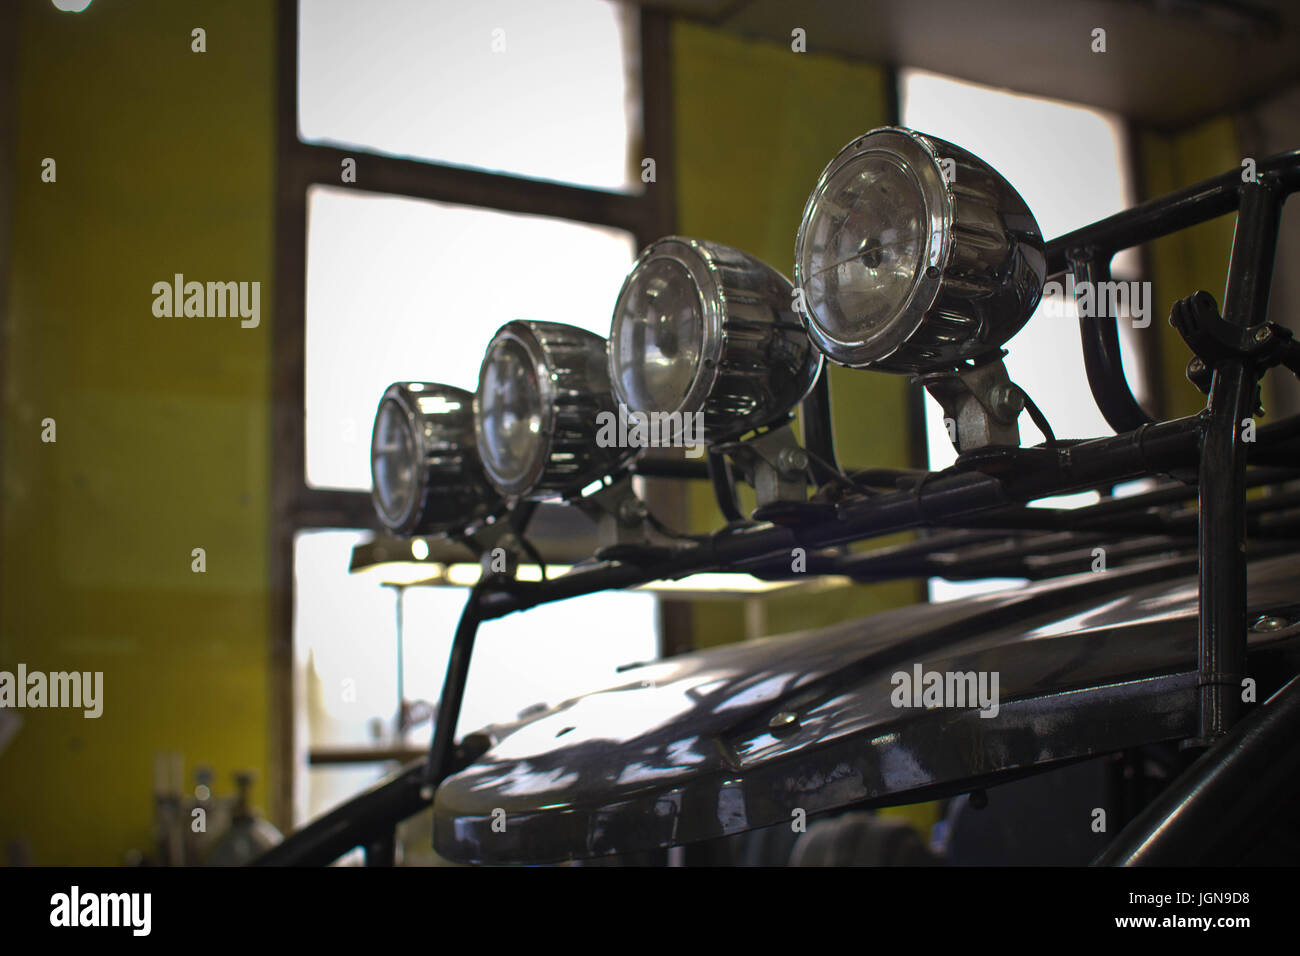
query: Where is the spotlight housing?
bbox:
[369,382,497,535]
[609,236,822,444]
[794,127,1046,372]
[475,320,630,499]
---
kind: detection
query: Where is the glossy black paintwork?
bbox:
[433,555,1300,863]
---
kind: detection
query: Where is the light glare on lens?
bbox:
[795,128,1045,372]
[611,256,704,413]
[610,237,822,445]
[800,156,927,346]
[476,321,628,498]
[372,398,417,524]
[369,382,495,536]
[479,338,544,487]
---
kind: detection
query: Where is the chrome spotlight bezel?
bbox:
[609,236,823,444]
[475,320,630,499]
[794,126,1046,372]
[369,382,497,536]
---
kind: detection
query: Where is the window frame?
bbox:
[269,0,677,824]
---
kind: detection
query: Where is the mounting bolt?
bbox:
[776,447,809,478]
[1252,615,1288,632]
[988,383,1024,421]
[1254,326,1272,344]
[617,497,648,525]
[769,711,800,736]
[1186,356,1213,394]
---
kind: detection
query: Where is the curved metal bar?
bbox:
[1094,673,1300,866]
[1045,149,1300,276]
[802,361,841,485]
[425,580,489,788]
[252,760,429,867]
[1044,149,1300,438]
[253,718,515,866]
[1070,253,1154,433]
[706,448,744,523]
[254,583,492,866]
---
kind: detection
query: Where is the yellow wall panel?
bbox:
[1,0,275,865]
[671,22,921,647]
[1141,117,1240,419]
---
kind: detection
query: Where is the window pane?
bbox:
[298,0,640,191]
[292,529,657,824]
[900,69,1137,602]
[401,586,659,739]
[901,67,1137,477]
[304,186,636,490]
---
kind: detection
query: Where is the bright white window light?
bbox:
[304,186,635,490]
[293,530,657,823]
[294,529,399,822]
[900,69,1138,601]
[298,0,639,191]
[402,587,658,741]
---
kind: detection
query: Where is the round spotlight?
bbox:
[609,237,823,444]
[369,382,497,535]
[794,127,1046,372]
[476,320,629,499]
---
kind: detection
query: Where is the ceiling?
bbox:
[642,0,1300,130]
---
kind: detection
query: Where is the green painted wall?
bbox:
[671,21,921,652]
[1,0,275,865]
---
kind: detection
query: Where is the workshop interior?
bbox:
[3,0,1300,872]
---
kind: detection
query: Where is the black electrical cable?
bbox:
[644,509,714,543]
[804,446,872,496]
[1021,388,1058,446]
[515,534,548,581]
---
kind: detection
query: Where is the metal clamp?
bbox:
[714,423,810,510]
[1173,289,1300,400]
[916,356,1024,454]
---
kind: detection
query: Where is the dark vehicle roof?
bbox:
[434,554,1300,863]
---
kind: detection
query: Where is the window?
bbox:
[304,187,635,490]
[298,0,641,191]
[274,0,674,825]
[900,69,1143,601]
[294,530,656,823]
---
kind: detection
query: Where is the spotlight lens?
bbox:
[478,338,544,487]
[796,128,1046,371]
[799,154,928,348]
[611,256,705,413]
[371,398,417,526]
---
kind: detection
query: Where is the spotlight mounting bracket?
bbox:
[916,356,1025,454]
[713,423,811,512]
